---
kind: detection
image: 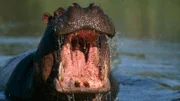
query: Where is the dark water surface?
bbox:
[0,35,180,101]
[111,37,180,101]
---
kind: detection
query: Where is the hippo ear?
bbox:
[42,13,52,24]
[54,7,65,16]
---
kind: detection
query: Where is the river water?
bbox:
[0,35,179,101]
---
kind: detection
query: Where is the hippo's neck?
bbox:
[35,25,56,62]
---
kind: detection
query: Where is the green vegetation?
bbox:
[0,0,180,42]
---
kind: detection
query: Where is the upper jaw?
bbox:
[51,4,115,38]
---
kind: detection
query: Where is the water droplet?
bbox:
[66,94,75,101]
[95,93,103,101]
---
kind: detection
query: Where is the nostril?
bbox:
[89,3,96,7]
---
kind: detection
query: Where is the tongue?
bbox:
[71,49,86,76]
[61,44,101,86]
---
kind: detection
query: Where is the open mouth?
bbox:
[55,29,110,93]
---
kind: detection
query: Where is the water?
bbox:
[111,37,180,101]
[0,91,6,100]
[0,36,180,101]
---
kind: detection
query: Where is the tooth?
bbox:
[77,38,79,49]
[84,39,86,50]
[59,62,64,81]
[98,66,103,80]
[96,37,101,61]
[69,36,72,50]
[54,78,61,89]
[104,61,108,80]
[85,41,89,62]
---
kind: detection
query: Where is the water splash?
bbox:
[95,93,103,101]
[66,94,75,101]
[105,91,112,101]
[108,32,119,69]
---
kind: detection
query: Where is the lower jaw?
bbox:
[54,78,111,93]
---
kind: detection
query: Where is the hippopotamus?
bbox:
[2,3,119,101]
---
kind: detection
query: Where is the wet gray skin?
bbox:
[51,3,115,37]
[2,3,119,101]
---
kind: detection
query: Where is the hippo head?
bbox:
[34,3,115,95]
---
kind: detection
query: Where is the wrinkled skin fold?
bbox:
[4,3,119,101]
